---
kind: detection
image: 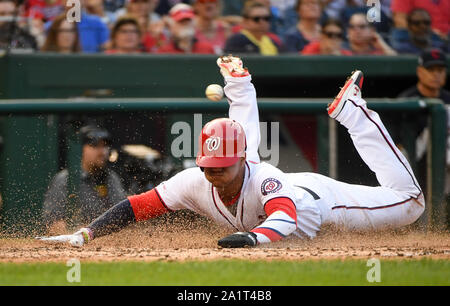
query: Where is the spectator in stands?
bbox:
[343,12,397,55]
[70,7,110,53]
[157,3,214,54]
[24,0,64,22]
[192,0,232,55]
[41,14,80,53]
[391,9,448,54]
[398,48,449,103]
[241,0,291,37]
[23,1,61,49]
[223,0,282,36]
[45,0,110,53]
[283,0,322,53]
[85,0,117,26]
[115,0,161,25]
[221,0,295,37]
[42,125,127,232]
[105,16,143,54]
[0,0,37,51]
[115,0,166,52]
[223,1,283,55]
[302,19,349,55]
[322,0,393,36]
[391,0,449,40]
[29,14,47,49]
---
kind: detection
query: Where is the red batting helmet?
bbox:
[196,118,246,168]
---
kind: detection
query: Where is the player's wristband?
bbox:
[78,228,94,243]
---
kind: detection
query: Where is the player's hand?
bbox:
[35,228,92,247]
[218,232,257,248]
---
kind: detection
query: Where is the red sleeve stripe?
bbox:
[252,227,284,242]
[128,189,169,221]
[264,197,297,224]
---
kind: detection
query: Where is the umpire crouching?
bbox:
[42,125,127,233]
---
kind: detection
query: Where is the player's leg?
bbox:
[328,71,422,198]
[304,71,425,230]
[293,172,425,231]
[217,55,260,164]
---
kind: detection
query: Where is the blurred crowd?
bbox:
[0,0,448,55]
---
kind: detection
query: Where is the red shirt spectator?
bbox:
[156,3,215,54]
[301,41,325,54]
[195,20,228,54]
[343,13,397,56]
[142,31,167,52]
[192,0,232,55]
[301,19,351,56]
[24,0,64,22]
[391,0,450,36]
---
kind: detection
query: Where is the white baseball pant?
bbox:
[294,97,425,231]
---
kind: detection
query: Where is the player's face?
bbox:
[417,65,447,90]
[203,158,245,189]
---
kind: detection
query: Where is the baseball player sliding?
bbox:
[37,56,425,248]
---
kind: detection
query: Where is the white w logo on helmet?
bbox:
[205,136,221,152]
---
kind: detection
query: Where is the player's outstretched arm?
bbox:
[86,198,137,238]
[36,188,169,247]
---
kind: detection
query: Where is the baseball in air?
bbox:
[205,84,224,101]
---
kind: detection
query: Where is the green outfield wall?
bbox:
[0,53,449,100]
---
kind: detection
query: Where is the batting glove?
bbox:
[218,232,258,248]
[36,227,93,247]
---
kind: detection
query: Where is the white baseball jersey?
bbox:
[129,74,425,244]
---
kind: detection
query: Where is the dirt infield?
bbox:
[0,215,449,263]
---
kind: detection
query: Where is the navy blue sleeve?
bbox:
[88,199,136,238]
